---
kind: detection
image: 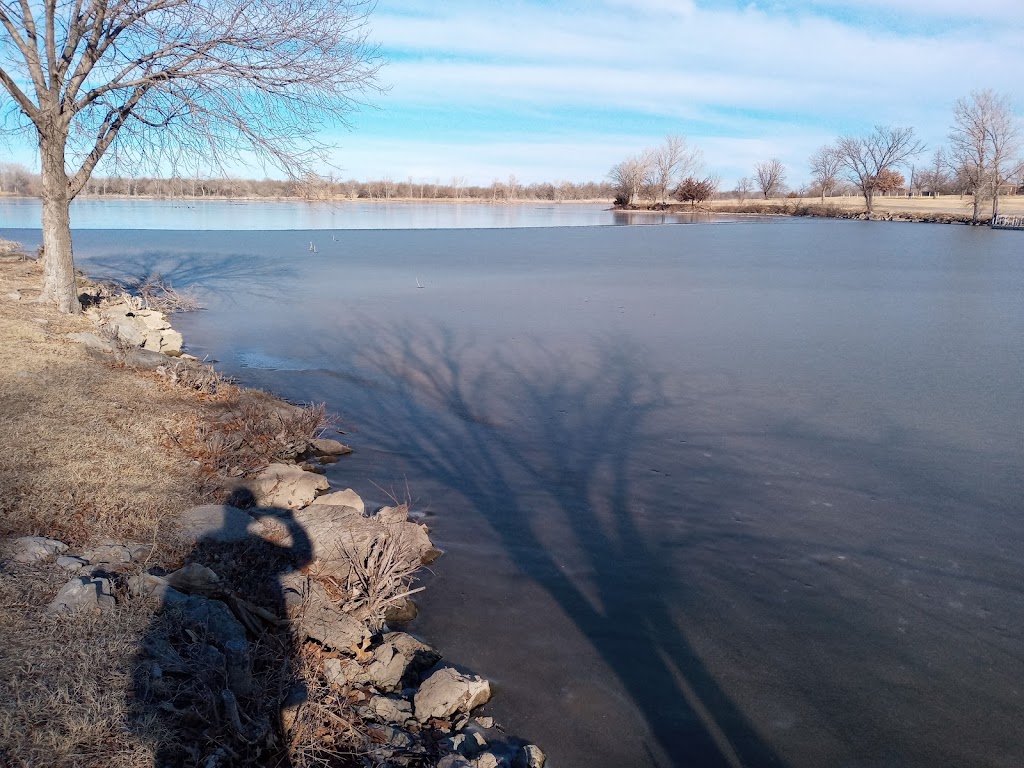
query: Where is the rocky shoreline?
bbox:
[1,258,545,768]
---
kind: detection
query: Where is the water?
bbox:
[4,209,1023,768]
[0,197,720,230]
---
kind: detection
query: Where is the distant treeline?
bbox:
[0,164,616,202]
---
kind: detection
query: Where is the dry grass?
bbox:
[336,523,425,633]
[171,396,334,481]
[708,193,1024,219]
[157,358,233,396]
[0,255,226,767]
[0,258,204,546]
[0,568,164,768]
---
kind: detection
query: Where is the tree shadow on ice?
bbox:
[81,247,295,303]
[132,503,311,767]
[314,322,786,768]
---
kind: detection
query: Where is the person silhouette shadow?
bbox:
[132,500,312,767]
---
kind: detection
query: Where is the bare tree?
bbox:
[450,175,466,200]
[836,126,924,215]
[735,177,753,202]
[754,158,786,199]
[609,152,653,206]
[949,90,1022,221]
[651,134,702,204]
[809,145,841,201]
[923,147,951,196]
[507,174,519,202]
[0,1,381,312]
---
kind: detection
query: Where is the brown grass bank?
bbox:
[619,194,1024,223]
[0,246,325,766]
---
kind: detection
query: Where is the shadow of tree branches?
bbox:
[305,321,785,768]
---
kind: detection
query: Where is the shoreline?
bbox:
[0,192,612,206]
[615,196,1024,225]
[0,244,545,767]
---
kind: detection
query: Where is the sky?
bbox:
[4,0,1024,188]
[327,0,1024,187]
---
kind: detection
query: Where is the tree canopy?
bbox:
[0,0,382,311]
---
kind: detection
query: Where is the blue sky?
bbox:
[327,0,1024,187]
[4,0,1023,188]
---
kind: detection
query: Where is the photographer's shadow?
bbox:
[133,501,311,767]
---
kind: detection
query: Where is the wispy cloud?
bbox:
[348,0,1022,184]
[5,0,1022,186]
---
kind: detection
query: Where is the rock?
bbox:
[160,329,184,356]
[437,756,474,768]
[127,571,189,606]
[322,657,357,687]
[514,745,546,768]
[66,332,116,354]
[174,595,252,696]
[55,555,88,572]
[300,579,370,651]
[309,488,365,514]
[472,754,502,768]
[47,575,116,613]
[351,632,441,692]
[106,316,147,347]
[82,543,132,565]
[414,668,491,722]
[366,694,413,724]
[10,536,68,563]
[443,731,491,759]
[295,502,436,578]
[365,723,417,750]
[243,463,329,510]
[143,330,163,352]
[123,347,169,369]
[474,717,494,729]
[133,309,171,331]
[177,504,261,543]
[384,596,419,625]
[6,290,21,301]
[308,438,353,456]
[279,570,308,610]
[166,563,222,593]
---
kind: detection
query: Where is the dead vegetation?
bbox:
[0,253,439,768]
[170,397,335,481]
[338,527,426,633]
[0,255,337,766]
[0,568,165,768]
[0,260,203,546]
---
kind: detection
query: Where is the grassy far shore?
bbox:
[626,193,1024,221]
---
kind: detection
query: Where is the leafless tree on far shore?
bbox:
[609,152,653,206]
[949,89,1022,222]
[0,0,382,313]
[651,135,702,204]
[837,126,924,214]
[754,158,786,199]
[735,177,753,202]
[809,145,842,201]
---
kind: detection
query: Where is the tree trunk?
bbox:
[863,187,874,214]
[37,137,80,314]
